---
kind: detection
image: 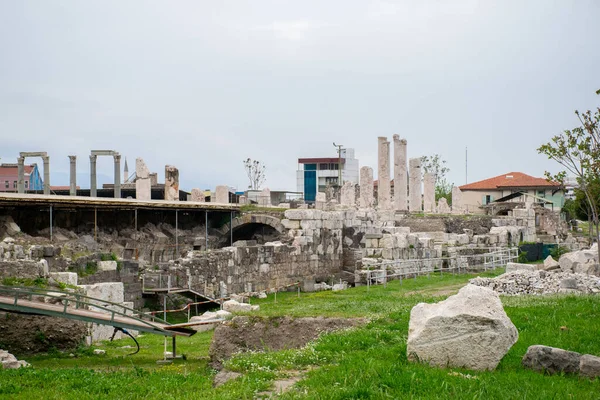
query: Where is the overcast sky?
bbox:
[1,1,599,192]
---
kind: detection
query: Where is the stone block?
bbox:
[522,345,581,375]
[215,185,229,203]
[505,262,536,273]
[580,354,600,378]
[50,272,78,286]
[97,260,118,272]
[407,285,518,371]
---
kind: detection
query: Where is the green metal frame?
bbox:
[0,285,194,337]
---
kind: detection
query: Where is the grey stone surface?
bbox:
[393,135,408,211]
[407,284,518,371]
[423,172,436,213]
[359,167,374,208]
[213,370,242,387]
[542,255,560,271]
[580,354,600,378]
[135,158,151,200]
[505,262,536,273]
[340,181,356,207]
[522,345,581,374]
[190,188,205,202]
[408,158,422,212]
[215,185,229,203]
[377,137,391,210]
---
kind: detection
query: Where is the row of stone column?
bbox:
[355,136,436,212]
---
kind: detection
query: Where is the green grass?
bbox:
[1,270,599,399]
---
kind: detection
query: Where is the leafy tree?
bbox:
[538,91,600,258]
[421,154,453,204]
[243,158,266,190]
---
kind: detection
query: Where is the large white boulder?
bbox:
[407,284,518,371]
[542,256,560,271]
[559,250,597,272]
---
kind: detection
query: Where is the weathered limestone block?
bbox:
[377,137,391,210]
[505,262,536,273]
[408,158,422,212]
[78,282,125,305]
[223,299,259,313]
[423,172,436,213]
[542,256,560,271]
[191,188,205,202]
[359,166,374,208]
[522,345,581,375]
[340,181,356,207]
[407,284,518,371]
[49,272,78,286]
[97,260,118,272]
[451,187,462,213]
[580,354,600,378]
[190,310,231,332]
[259,188,271,206]
[393,135,408,211]
[215,185,229,203]
[559,250,597,272]
[573,262,600,276]
[437,197,451,214]
[164,165,179,201]
[135,158,151,200]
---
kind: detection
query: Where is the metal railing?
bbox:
[0,285,180,335]
[362,247,518,290]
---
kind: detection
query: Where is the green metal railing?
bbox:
[0,285,188,336]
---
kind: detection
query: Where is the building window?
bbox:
[4,181,8,189]
[537,190,545,198]
[329,163,339,170]
[13,181,17,189]
[319,163,329,170]
[24,181,29,189]
[325,177,339,185]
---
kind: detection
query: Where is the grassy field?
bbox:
[1,270,599,399]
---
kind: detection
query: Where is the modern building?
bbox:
[296,148,359,202]
[458,172,564,211]
[0,163,43,192]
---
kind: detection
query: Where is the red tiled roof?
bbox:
[459,172,560,190]
[0,164,35,175]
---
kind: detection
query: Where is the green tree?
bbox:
[421,154,453,204]
[538,91,600,258]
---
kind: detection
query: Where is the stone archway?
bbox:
[220,214,285,245]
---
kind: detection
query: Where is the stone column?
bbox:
[393,135,408,211]
[90,155,97,197]
[42,156,50,195]
[260,188,271,206]
[451,187,462,213]
[164,165,179,201]
[135,158,151,200]
[423,172,436,213]
[377,137,391,210]
[17,157,25,193]
[113,154,121,199]
[190,188,205,202]
[408,158,422,212]
[359,166,374,208]
[69,156,77,196]
[215,185,229,203]
[340,181,356,207]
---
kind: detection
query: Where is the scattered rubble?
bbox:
[470,270,600,295]
[407,284,518,371]
[1,349,30,369]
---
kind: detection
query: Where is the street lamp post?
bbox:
[333,142,343,187]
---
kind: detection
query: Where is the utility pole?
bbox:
[333,142,343,186]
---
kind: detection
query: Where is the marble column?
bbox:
[377,137,391,210]
[164,165,179,201]
[90,155,97,197]
[190,188,205,202]
[408,158,422,212]
[69,156,77,196]
[423,172,436,213]
[340,181,356,207]
[215,185,229,203]
[42,156,50,195]
[17,157,25,193]
[113,154,121,199]
[135,158,151,200]
[359,166,374,208]
[393,135,408,211]
[452,186,463,213]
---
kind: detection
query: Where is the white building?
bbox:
[296,148,359,202]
